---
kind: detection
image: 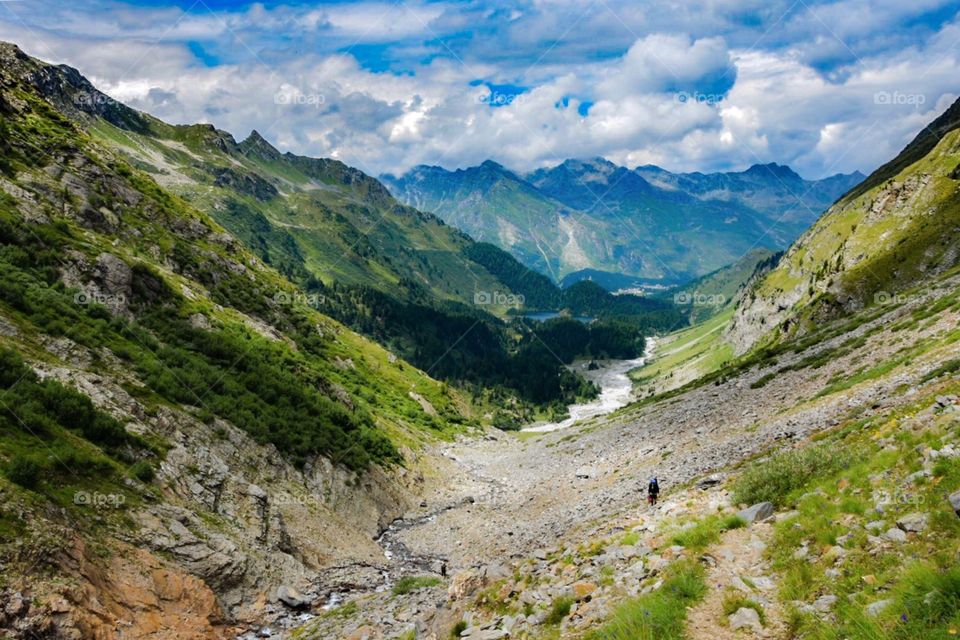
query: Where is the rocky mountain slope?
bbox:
[285,253,960,640]
[0,41,477,638]
[382,158,862,283]
[0,39,682,418]
[727,96,960,355]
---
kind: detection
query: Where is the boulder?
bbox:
[696,475,722,490]
[575,466,597,479]
[448,569,485,601]
[865,599,893,617]
[276,585,310,609]
[571,582,597,601]
[813,594,837,613]
[737,502,774,524]
[483,563,511,581]
[949,490,960,517]
[896,513,928,533]
[884,528,907,543]
[729,607,763,633]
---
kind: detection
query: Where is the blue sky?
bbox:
[1,0,958,178]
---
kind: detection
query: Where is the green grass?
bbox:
[319,601,358,620]
[620,531,641,546]
[391,575,442,595]
[722,592,767,626]
[731,444,856,507]
[584,559,707,640]
[544,596,574,625]
[630,308,733,387]
[756,372,960,640]
[670,514,747,551]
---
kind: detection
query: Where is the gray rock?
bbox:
[0,315,18,337]
[696,475,723,489]
[884,528,907,543]
[575,466,597,479]
[276,585,310,609]
[729,606,763,633]
[949,490,960,517]
[865,599,893,617]
[737,502,775,524]
[483,563,511,581]
[813,595,837,612]
[896,513,928,533]
[750,575,776,591]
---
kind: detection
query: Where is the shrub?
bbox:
[130,460,155,482]
[545,596,574,625]
[732,444,855,507]
[722,593,766,625]
[750,372,776,389]
[6,456,42,489]
[450,621,468,638]
[392,575,442,595]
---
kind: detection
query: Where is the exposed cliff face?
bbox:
[1,536,226,640]
[726,97,960,355]
[2,323,428,635]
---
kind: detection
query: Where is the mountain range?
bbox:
[381,158,864,285]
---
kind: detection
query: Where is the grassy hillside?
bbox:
[0,44,465,473]
[18,45,674,413]
[727,97,960,355]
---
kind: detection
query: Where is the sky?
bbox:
[0,0,958,179]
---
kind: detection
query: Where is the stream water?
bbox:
[522,338,655,433]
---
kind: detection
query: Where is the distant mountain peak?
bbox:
[743,162,803,181]
[239,129,282,161]
[479,159,505,170]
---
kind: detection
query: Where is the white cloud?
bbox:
[0,0,957,179]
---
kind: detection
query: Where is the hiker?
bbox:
[647,477,660,506]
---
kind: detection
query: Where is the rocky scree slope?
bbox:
[288,261,960,639]
[0,41,473,639]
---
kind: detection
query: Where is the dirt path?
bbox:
[687,523,787,640]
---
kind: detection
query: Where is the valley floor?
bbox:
[283,274,960,639]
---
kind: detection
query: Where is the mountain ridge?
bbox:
[726,94,960,355]
[382,156,864,283]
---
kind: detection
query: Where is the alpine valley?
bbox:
[2,28,960,640]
